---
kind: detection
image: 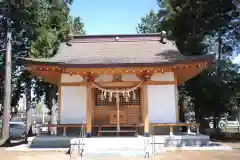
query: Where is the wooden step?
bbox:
[99,130,136,133]
[98,126,137,136]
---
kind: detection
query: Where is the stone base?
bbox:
[86,133,91,138]
[28,136,71,148]
[144,132,150,137]
[27,133,209,153]
[163,133,209,147]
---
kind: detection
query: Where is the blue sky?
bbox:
[70,0,240,63]
[70,0,159,34]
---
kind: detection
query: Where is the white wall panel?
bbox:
[60,86,87,124]
[148,85,177,123]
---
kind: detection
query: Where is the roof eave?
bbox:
[19,55,214,69]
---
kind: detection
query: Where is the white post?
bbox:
[187,126,191,134]
[170,126,174,136]
[196,125,200,135]
[63,127,67,136]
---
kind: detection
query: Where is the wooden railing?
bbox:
[39,122,200,137]
[39,124,86,136]
[150,122,200,136]
[147,122,200,159]
[69,123,86,159]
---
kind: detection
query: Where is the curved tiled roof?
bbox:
[20,33,213,68]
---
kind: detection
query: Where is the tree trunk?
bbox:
[25,80,31,141]
[213,31,222,129]
[0,5,12,145]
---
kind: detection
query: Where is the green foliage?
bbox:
[136,10,160,33]
[70,16,85,35]
[186,58,240,117]
[159,0,238,55]
[137,0,240,125]
[0,0,85,115]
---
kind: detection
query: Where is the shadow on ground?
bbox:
[0,140,27,148]
[211,132,240,143]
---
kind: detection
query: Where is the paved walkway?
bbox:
[223,142,240,149]
[0,142,240,160]
[1,149,240,160]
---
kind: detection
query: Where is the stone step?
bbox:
[69,138,165,159]
[28,134,209,149]
[29,136,71,148]
[70,145,166,159]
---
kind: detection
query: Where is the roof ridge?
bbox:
[67,32,167,44]
[73,32,163,38]
[70,39,163,43]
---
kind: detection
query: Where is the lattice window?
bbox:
[95,88,140,106]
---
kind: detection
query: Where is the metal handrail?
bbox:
[78,123,86,156]
[144,121,155,159]
[69,122,86,159]
[150,121,155,160]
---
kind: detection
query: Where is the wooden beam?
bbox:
[61,82,88,86]
[64,67,172,74]
[174,61,207,85]
[146,81,176,85]
[86,83,92,137]
[60,81,176,87]
[26,60,209,86]
[29,70,60,85]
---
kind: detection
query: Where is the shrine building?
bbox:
[20,32,213,137]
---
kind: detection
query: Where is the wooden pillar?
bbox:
[142,84,149,137]
[174,84,179,123]
[174,73,179,123]
[58,84,62,123]
[86,84,92,137]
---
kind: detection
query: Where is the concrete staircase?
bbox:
[70,137,164,158]
[27,134,210,158]
[28,136,163,157]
